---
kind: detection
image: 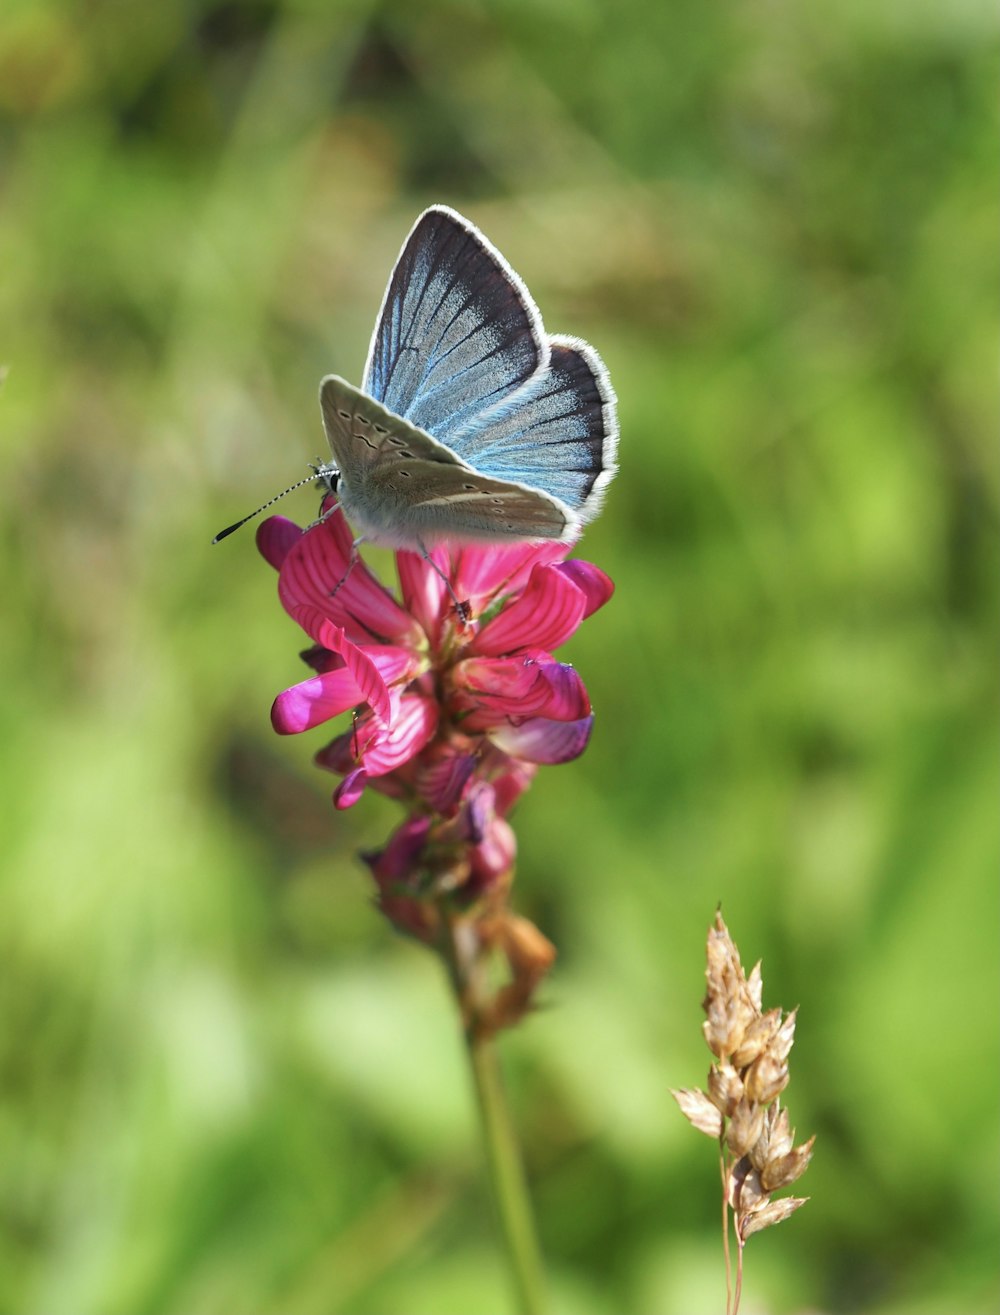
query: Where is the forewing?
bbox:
[362,206,548,443]
[442,337,619,523]
[320,374,467,481]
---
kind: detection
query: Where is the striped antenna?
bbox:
[212,470,334,543]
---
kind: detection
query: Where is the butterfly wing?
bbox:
[442,336,619,525]
[320,374,571,547]
[362,206,549,441]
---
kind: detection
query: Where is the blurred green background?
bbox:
[1,1,996,1312]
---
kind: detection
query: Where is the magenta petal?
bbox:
[316,696,439,778]
[489,715,594,764]
[473,562,586,656]
[271,668,369,734]
[279,512,420,645]
[450,540,570,607]
[415,749,478,814]
[257,516,303,570]
[453,653,591,727]
[396,547,450,639]
[293,613,414,724]
[278,614,393,723]
[554,559,615,618]
[359,696,439,775]
[366,645,425,687]
[470,816,516,885]
[489,757,538,814]
[334,768,368,809]
[363,815,432,882]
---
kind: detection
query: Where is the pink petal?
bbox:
[279,511,421,645]
[359,696,439,775]
[449,540,570,608]
[472,562,586,656]
[314,615,397,720]
[275,615,396,724]
[470,816,516,886]
[271,668,371,734]
[489,715,594,764]
[334,768,368,809]
[396,546,450,640]
[363,815,433,882]
[272,627,415,731]
[315,695,439,778]
[299,644,345,674]
[414,747,478,814]
[366,645,427,686]
[489,757,538,814]
[452,653,591,728]
[257,516,303,570]
[458,780,497,844]
[555,560,615,619]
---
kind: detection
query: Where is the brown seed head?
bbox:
[676,910,815,1248]
[731,1007,781,1068]
[761,1135,816,1192]
[726,1097,765,1159]
[671,1087,724,1138]
[707,1063,745,1117]
[739,1195,809,1241]
[702,911,759,1060]
[744,1048,790,1105]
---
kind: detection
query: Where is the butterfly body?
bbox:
[318,205,618,550]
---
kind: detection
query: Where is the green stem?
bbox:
[466,1028,548,1315]
[440,915,547,1315]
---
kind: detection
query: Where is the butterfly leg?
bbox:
[416,540,471,625]
[324,535,366,605]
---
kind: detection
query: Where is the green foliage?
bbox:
[1,1,995,1311]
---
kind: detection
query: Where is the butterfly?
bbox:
[314,205,618,550]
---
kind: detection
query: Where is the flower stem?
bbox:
[466,1027,548,1315]
[440,915,547,1315]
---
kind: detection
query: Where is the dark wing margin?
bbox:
[361,206,548,444]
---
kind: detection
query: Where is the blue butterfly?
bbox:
[315,205,618,550]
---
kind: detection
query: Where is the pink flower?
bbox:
[257,501,613,943]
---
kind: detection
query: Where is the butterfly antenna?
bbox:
[212,472,325,543]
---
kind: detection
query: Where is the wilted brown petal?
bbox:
[726,1097,765,1158]
[739,1195,809,1240]
[761,1136,816,1191]
[493,912,557,978]
[707,1063,744,1116]
[671,1087,724,1138]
